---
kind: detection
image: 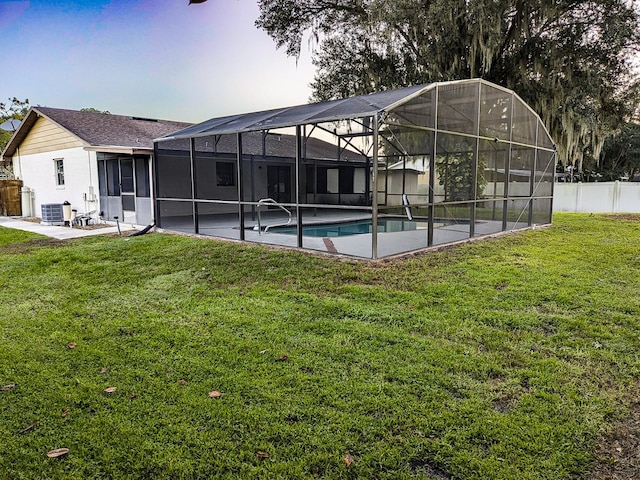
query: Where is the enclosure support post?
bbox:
[237,133,245,241]
[250,155,256,221]
[428,131,436,247]
[152,143,160,228]
[428,87,439,247]
[549,150,557,220]
[470,82,481,238]
[365,156,371,205]
[296,125,303,248]
[402,156,406,194]
[337,137,341,206]
[372,114,379,260]
[529,120,538,226]
[503,93,514,231]
[384,162,389,206]
[190,138,198,234]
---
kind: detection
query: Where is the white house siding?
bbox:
[13,146,100,218]
[18,116,85,155]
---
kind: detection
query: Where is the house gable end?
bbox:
[19,116,85,156]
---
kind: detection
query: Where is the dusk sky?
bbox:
[0,0,316,123]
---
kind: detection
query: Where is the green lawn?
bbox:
[1,213,639,479]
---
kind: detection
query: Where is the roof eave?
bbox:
[1,107,94,159]
[1,108,39,158]
[84,146,154,155]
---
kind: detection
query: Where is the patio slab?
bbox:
[0,217,133,240]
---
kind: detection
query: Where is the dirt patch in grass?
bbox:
[408,459,452,479]
[72,222,112,230]
[605,214,640,222]
[0,238,63,254]
[591,386,640,479]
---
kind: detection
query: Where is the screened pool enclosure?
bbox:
[154,79,555,259]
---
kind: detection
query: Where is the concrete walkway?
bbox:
[0,216,134,240]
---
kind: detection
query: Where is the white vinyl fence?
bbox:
[553,181,640,213]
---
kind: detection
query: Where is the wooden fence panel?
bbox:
[0,180,23,216]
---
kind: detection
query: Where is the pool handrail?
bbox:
[255,198,292,234]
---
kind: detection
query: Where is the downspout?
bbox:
[16,146,22,180]
[87,150,93,188]
[87,150,94,217]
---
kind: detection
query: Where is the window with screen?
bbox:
[54,159,64,186]
[216,162,235,186]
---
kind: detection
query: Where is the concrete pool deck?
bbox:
[1,214,534,259]
[159,210,526,259]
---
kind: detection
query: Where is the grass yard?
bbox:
[1,213,639,479]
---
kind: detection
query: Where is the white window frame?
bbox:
[54,158,65,187]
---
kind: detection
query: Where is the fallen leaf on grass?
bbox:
[99,368,109,374]
[47,448,69,458]
[179,379,187,385]
[130,393,138,399]
[255,451,270,459]
[344,453,355,468]
[275,354,289,362]
[104,387,117,393]
[259,349,268,354]
[61,409,71,418]
[1,384,16,391]
[208,391,222,399]
[19,422,37,434]
[67,343,77,349]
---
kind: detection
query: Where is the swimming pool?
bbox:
[270,218,428,237]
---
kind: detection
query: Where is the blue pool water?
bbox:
[271,218,427,237]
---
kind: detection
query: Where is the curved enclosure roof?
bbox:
[157,79,554,151]
[157,84,426,140]
[153,78,556,259]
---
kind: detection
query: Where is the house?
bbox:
[1,107,191,225]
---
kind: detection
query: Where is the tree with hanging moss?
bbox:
[256,0,640,169]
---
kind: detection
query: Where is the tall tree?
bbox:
[596,122,640,180]
[80,107,111,114]
[0,97,30,152]
[256,0,640,167]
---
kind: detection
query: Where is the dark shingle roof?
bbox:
[2,107,192,158]
[36,107,192,149]
[192,132,365,161]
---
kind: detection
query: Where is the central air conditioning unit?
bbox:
[41,203,65,226]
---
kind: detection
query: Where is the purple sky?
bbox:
[0,0,316,123]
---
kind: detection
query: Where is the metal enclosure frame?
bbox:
[153,79,556,259]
